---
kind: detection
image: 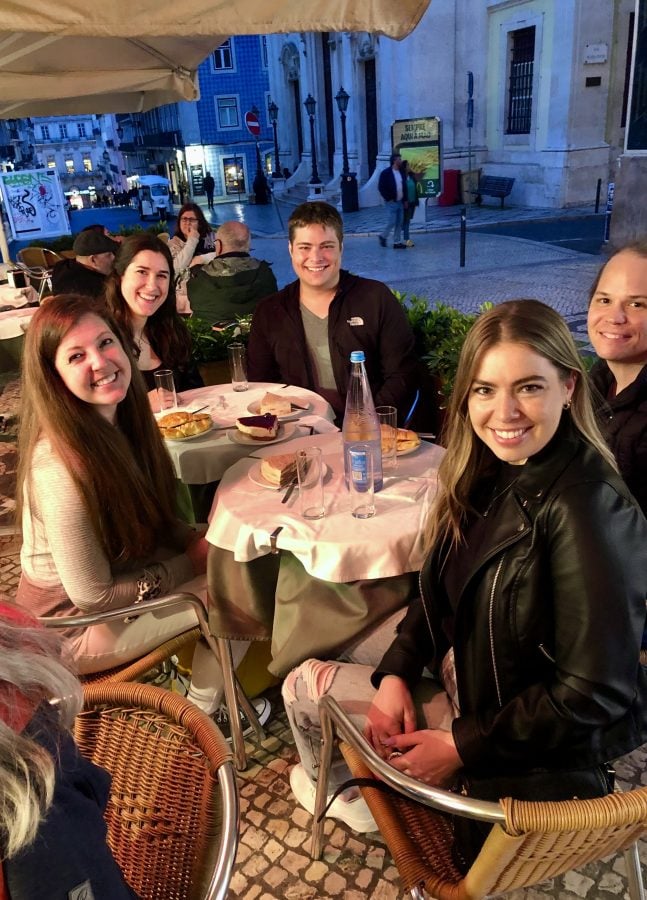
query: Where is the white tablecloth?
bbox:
[164,382,336,484]
[0,305,37,339]
[206,431,445,583]
[0,283,38,310]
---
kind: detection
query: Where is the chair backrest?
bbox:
[17,247,61,269]
[75,681,239,900]
[157,232,171,243]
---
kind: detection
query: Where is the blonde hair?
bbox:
[0,602,82,858]
[425,299,617,552]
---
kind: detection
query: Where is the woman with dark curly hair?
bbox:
[104,233,202,395]
[168,202,217,314]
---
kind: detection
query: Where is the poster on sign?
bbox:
[391,117,442,198]
[0,169,70,242]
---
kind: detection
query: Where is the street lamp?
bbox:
[268,99,281,178]
[303,93,321,185]
[334,86,358,212]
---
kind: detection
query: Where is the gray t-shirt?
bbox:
[300,304,344,418]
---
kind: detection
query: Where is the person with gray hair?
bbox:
[187,220,277,325]
[0,599,136,897]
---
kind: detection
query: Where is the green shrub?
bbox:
[185,315,252,364]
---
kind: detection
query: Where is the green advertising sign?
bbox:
[392,117,442,198]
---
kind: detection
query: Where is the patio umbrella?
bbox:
[0,0,431,116]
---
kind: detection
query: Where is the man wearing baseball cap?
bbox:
[51,227,119,298]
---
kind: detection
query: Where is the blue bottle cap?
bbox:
[350,350,365,363]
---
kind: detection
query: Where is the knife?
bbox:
[290,402,308,411]
[281,478,298,504]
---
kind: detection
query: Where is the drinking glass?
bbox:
[228,342,248,391]
[296,447,325,519]
[154,369,177,411]
[376,405,398,471]
[348,443,376,519]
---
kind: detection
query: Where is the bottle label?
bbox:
[349,448,370,490]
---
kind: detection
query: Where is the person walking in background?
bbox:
[587,241,647,517]
[378,153,406,249]
[401,159,419,248]
[203,171,215,210]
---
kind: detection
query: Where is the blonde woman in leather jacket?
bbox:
[283,299,647,859]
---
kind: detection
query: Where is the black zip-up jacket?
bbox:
[375,421,647,776]
[247,270,417,421]
[590,359,647,517]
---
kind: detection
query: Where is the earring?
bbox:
[563,400,572,410]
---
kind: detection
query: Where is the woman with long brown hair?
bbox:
[15,295,219,712]
[168,202,216,314]
[103,232,202,395]
[282,299,647,861]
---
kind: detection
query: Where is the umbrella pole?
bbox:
[0,203,11,263]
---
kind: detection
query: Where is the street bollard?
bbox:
[460,207,466,268]
[595,178,602,214]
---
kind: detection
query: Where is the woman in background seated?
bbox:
[168,203,217,315]
[104,233,202,397]
[283,300,647,866]
[587,241,647,516]
[0,599,136,898]
[15,295,221,715]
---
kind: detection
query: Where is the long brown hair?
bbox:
[103,233,191,370]
[17,295,181,562]
[426,299,617,552]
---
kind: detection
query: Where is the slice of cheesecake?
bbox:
[236,413,279,440]
[259,391,292,417]
[260,453,297,487]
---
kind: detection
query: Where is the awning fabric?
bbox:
[0,1,431,116]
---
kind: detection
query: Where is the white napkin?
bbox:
[298,414,339,434]
[233,524,274,560]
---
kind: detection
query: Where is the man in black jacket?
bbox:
[377,153,406,249]
[247,201,417,423]
[51,229,119,298]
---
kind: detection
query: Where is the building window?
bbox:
[261,36,268,68]
[41,125,50,141]
[506,26,535,135]
[46,156,56,169]
[216,96,239,129]
[60,123,69,140]
[83,156,92,172]
[65,157,74,174]
[77,123,87,138]
[213,38,234,70]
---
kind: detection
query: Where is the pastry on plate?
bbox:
[236,413,279,440]
[389,426,421,453]
[158,411,212,439]
[259,391,292,417]
[260,453,298,487]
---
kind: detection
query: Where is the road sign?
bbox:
[245,111,261,137]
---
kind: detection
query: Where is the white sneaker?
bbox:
[213,696,271,742]
[289,762,377,833]
[405,239,415,247]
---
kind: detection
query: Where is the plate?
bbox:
[397,440,422,457]
[247,398,312,421]
[163,421,215,443]
[247,458,330,489]
[227,421,298,446]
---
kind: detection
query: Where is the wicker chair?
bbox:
[76,681,239,900]
[39,592,266,770]
[312,695,647,899]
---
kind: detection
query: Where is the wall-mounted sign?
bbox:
[584,43,608,64]
[0,169,69,241]
[391,117,442,197]
[190,163,205,195]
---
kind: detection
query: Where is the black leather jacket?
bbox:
[375,421,647,776]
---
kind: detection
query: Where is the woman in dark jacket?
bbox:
[587,241,647,517]
[283,300,647,859]
[104,233,202,397]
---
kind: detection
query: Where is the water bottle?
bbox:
[342,350,383,492]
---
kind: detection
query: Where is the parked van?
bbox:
[136,176,172,220]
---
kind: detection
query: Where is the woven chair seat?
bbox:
[81,626,200,685]
[75,681,238,900]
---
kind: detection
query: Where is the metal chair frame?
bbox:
[312,695,646,900]
[40,591,265,770]
[16,247,62,302]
